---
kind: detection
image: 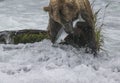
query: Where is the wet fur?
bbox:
[44,0,97,56]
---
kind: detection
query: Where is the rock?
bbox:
[0,29,49,44]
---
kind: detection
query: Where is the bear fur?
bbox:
[44,0,79,43]
[44,0,94,42]
[64,21,97,55]
[44,0,97,55]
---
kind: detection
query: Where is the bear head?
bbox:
[44,0,80,34]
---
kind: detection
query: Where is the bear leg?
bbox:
[48,18,62,43]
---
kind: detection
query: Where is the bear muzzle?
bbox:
[62,21,74,34]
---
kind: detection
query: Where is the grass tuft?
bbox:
[13,33,49,44]
[80,0,109,51]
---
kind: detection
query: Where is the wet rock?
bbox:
[0,29,49,44]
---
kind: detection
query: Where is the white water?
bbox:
[0,0,120,83]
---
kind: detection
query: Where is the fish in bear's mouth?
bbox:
[55,17,82,43]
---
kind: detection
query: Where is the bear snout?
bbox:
[63,22,74,34]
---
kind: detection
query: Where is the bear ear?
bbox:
[43,6,50,12]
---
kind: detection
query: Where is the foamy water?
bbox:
[0,0,120,83]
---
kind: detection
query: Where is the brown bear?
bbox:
[44,0,97,56]
[64,21,97,55]
[44,0,94,42]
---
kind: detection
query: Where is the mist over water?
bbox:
[0,0,120,83]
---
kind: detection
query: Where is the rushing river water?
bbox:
[0,0,120,83]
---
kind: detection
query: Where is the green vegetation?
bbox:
[93,2,110,51]
[95,28,103,51]
[94,10,104,51]
[13,33,49,44]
